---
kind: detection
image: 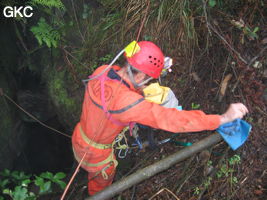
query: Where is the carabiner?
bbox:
[118,148,129,159]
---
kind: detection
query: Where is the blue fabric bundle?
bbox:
[216,119,252,150]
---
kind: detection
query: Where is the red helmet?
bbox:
[124,41,164,78]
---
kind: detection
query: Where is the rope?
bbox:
[0,88,71,138]
[60,151,88,200]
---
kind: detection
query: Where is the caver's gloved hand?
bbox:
[216,119,252,150]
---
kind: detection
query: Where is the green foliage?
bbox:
[101,12,122,31]
[28,0,66,49]
[193,186,200,195]
[231,19,259,42]
[215,154,240,189]
[208,0,216,8]
[0,169,66,200]
[207,160,213,167]
[39,172,66,190]
[99,54,113,63]
[143,35,153,41]
[30,18,61,48]
[243,26,259,40]
[247,117,254,123]
[89,53,115,72]
[216,163,232,178]
[216,155,240,179]
[191,103,200,109]
[0,169,31,186]
[82,4,92,19]
[30,0,65,10]
[97,0,117,8]
[3,186,35,200]
[203,177,212,188]
[194,155,241,196]
[228,154,241,166]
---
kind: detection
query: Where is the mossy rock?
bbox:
[44,66,82,131]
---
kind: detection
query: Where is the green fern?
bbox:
[30,0,65,10]
[30,18,61,48]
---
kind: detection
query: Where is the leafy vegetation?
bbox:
[30,18,61,48]
[194,154,241,198]
[0,169,66,200]
[30,0,65,10]
[191,102,200,109]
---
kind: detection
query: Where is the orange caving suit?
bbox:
[72,65,221,195]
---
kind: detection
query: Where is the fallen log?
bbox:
[86,133,223,200]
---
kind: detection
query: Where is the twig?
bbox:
[226,175,249,200]
[70,0,85,42]
[215,55,230,100]
[148,188,180,200]
[209,24,248,64]
[219,30,267,95]
[247,45,267,67]
[62,47,88,68]
[13,21,28,52]
[135,0,150,42]
[175,156,198,194]
[218,74,233,102]
[202,0,212,35]
[130,185,136,200]
[62,49,81,85]
[172,155,195,192]
[202,0,248,65]
[255,106,267,116]
[197,148,230,200]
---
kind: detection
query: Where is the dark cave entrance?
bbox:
[11,68,74,175]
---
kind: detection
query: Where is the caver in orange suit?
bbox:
[72,41,221,195]
[72,65,221,195]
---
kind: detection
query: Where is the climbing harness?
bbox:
[73,125,132,178]
[72,125,118,179]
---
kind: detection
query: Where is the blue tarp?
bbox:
[216,119,252,150]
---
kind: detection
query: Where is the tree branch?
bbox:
[86,133,223,200]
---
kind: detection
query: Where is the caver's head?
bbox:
[123,41,164,88]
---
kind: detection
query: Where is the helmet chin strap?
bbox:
[127,65,153,89]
